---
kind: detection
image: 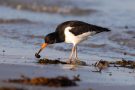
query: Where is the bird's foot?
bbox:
[66,59,87,65]
[73,59,87,65]
[66,59,73,64]
[74,59,81,64]
[66,59,78,64]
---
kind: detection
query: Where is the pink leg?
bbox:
[67,46,75,64]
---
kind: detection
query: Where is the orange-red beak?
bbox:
[35,43,48,58]
[41,43,48,49]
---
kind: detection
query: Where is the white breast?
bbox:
[64,26,96,45]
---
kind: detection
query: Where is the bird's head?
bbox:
[35,32,57,58]
[44,33,57,44]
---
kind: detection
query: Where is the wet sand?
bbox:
[0,62,135,90]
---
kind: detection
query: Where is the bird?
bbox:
[35,20,110,64]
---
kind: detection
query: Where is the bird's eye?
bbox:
[45,37,49,43]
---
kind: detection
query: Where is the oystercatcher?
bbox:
[35,20,110,63]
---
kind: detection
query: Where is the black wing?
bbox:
[69,22,110,36]
[56,20,110,36]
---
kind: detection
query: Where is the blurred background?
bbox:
[0,0,134,64]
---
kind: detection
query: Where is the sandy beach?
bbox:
[0,0,135,90]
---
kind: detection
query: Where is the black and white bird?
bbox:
[35,20,110,63]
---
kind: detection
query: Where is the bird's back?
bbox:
[56,20,110,36]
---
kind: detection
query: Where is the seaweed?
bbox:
[37,58,67,64]
[95,60,109,72]
[94,59,135,72]
[5,75,79,87]
[0,87,24,90]
[37,58,87,66]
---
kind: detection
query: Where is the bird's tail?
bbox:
[103,28,111,32]
[91,24,111,33]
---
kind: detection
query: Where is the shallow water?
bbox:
[0,0,135,87]
[0,0,134,61]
